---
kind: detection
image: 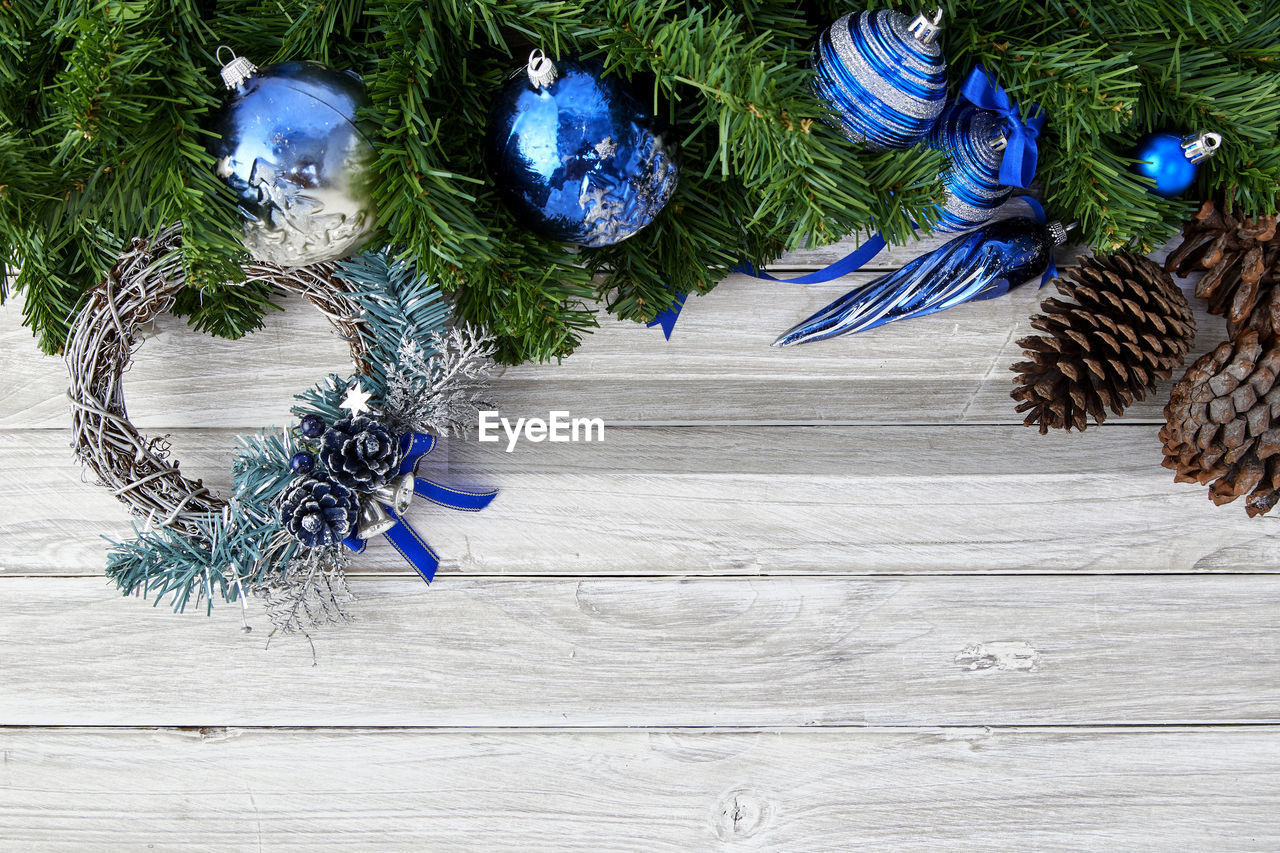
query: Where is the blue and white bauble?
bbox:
[484,51,679,247]
[1133,131,1222,198]
[813,9,948,150]
[208,49,378,267]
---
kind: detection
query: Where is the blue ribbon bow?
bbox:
[959,64,1045,189]
[342,432,497,583]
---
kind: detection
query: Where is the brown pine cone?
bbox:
[1161,325,1280,517]
[1164,199,1280,336]
[1012,252,1197,433]
[1162,286,1280,516]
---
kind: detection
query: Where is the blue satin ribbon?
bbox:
[959,64,1044,189]
[342,432,497,583]
[647,234,891,338]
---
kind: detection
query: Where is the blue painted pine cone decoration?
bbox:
[484,51,679,246]
[280,476,359,548]
[320,416,402,491]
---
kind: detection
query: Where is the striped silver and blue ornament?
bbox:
[928,64,1047,232]
[813,9,948,150]
[926,102,1012,232]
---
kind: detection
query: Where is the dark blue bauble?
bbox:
[1133,132,1200,198]
[484,55,679,247]
[299,414,325,439]
[813,10,947,150]
[208,55,377,266]
[290,452,315,474]
[927,103,1012,232]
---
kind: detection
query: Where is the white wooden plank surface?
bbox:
[3,425,1275,577]
[2,213,1272,850]
[2,576,1278,726]
[3,726,1277,852]
[0,236,1197,431]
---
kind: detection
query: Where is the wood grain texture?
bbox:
[5,424,1276,577]
[0,234,1194,431]
[3,726,1277,852]
[2,576,1278,727]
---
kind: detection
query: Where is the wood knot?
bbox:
[713,787,771,840]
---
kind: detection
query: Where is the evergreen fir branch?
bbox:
[292,373,353,425]
[232,429,303,505]
[105,502,297,615]
[4,0,1279,360]
[337,249,452,390]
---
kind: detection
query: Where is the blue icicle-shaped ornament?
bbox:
[773,217,1068,347]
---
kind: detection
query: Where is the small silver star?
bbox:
[339,381,374,418]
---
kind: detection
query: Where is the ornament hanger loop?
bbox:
[527,49,558,90]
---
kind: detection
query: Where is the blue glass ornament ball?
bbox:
[484,57,679,247]
[208,60,377,266]
[1133,133,1199,198]
[299,415,325,439]
[290,452,316,474]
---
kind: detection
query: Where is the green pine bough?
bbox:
[3,1,1278,364]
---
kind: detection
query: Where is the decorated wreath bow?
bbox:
[342,432,497,583]
[959,64,1045,189]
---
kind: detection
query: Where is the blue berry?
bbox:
[299,415,325,438]
[290,452,315,473]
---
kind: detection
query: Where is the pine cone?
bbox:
[1012,252,1196,432]
[320,415,402,491]
[280,476,359,548]
[1165,199,1280,336]
[1161,287,1280,517]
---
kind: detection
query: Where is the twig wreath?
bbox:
[67,225,498,633]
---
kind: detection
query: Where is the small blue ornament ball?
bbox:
[1133,131,1222,198]
[299,415,325,439]
[484,51,679,247]
[813,9,948,150]
[290,452,316,474]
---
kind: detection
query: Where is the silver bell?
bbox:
[356,500,397,539]
[372,473,415,515]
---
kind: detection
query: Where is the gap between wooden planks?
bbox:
[2,726,1278,851]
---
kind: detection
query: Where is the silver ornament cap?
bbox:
[216,46,257,90]
[907,9,944,44]
[1182,131,1222,164]
[526,49,558,90]
[1046,221,1072,247]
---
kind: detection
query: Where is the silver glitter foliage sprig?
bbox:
[255,547,355,635]
[382,325,498,437]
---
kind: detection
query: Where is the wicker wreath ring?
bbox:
[66,225,367,540]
